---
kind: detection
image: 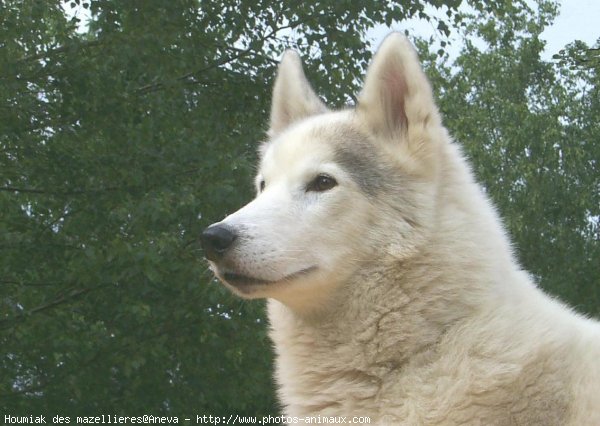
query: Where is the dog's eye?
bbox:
[307,174,337,192]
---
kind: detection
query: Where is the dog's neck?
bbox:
[268,240,518,416]
[268,247,488,367]
[266,253,478,416]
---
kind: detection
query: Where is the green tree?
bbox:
[419,1,600,316]
[553,41,600,71]
[1,0,534,416]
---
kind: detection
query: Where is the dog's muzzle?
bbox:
[201,223,237,261]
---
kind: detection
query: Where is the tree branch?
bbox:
[134,46,257,95]
[17,40,103,63]
[0,285,103,329]
[0,280,57,287]
[0,185,124,196]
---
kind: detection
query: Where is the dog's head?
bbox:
[202,34,445,309]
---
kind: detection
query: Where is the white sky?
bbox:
[542,0,600,55]
[367,0,600,60]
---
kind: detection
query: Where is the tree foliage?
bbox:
[553,42,600,71]
[1,0,596,417]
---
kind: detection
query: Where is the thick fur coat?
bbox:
[202,34,600,425]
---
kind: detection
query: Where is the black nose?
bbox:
[201,224,237,261]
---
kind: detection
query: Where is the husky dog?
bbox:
[201,34,600,424]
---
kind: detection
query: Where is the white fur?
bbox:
[207,33,600,424]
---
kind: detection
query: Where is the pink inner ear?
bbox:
[382,67,409,131]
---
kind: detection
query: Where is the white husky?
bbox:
[202,34,600,424]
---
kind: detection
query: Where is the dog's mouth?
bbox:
[221,266,317,288]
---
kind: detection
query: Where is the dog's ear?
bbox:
[269,51,327,137]
[357,33,439,139]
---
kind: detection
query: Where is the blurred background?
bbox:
[1,0,598,417]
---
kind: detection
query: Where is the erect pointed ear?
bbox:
[357,33,439,139]
[269,51,327,137]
